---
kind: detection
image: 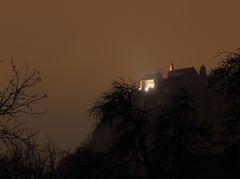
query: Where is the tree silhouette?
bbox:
[0,61,46,147]
[210,50,240,178]
[56,146,107,179]
[88,80,211,179]
[0,140,66,179]
[89,79,152,179]
[210,50,240,145]
[153,90,211,178]
[0,61,58,178]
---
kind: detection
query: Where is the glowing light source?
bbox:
[138,80,143,90]
[144,79,155,91]
[169,61,174,71]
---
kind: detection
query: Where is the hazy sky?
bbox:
[0,0,240,148]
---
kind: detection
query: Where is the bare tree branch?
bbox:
[0,60,46,146]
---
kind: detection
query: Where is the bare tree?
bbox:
[0,61,47,147]
[0,140,67,179]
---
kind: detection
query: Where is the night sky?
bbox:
[0,0,240,148]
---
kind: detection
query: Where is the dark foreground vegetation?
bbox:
[1,50,240,178]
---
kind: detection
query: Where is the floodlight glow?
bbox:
[138,80,143,90]
[144,79,155,91]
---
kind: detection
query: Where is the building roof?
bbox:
[168,67,198,78]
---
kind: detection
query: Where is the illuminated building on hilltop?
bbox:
[138,62,225,152]
[139,62,207,92]
[90,62,226,155]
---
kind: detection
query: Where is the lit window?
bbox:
[144,79,155,91]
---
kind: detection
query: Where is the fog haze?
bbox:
[0,0,240,148]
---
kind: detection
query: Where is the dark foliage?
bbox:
[209,50,240,178]
[89,79,152,178]
[210,50,240,140]
[0,141,67,179]
[153,90,211,178]
[58,80,210,179]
